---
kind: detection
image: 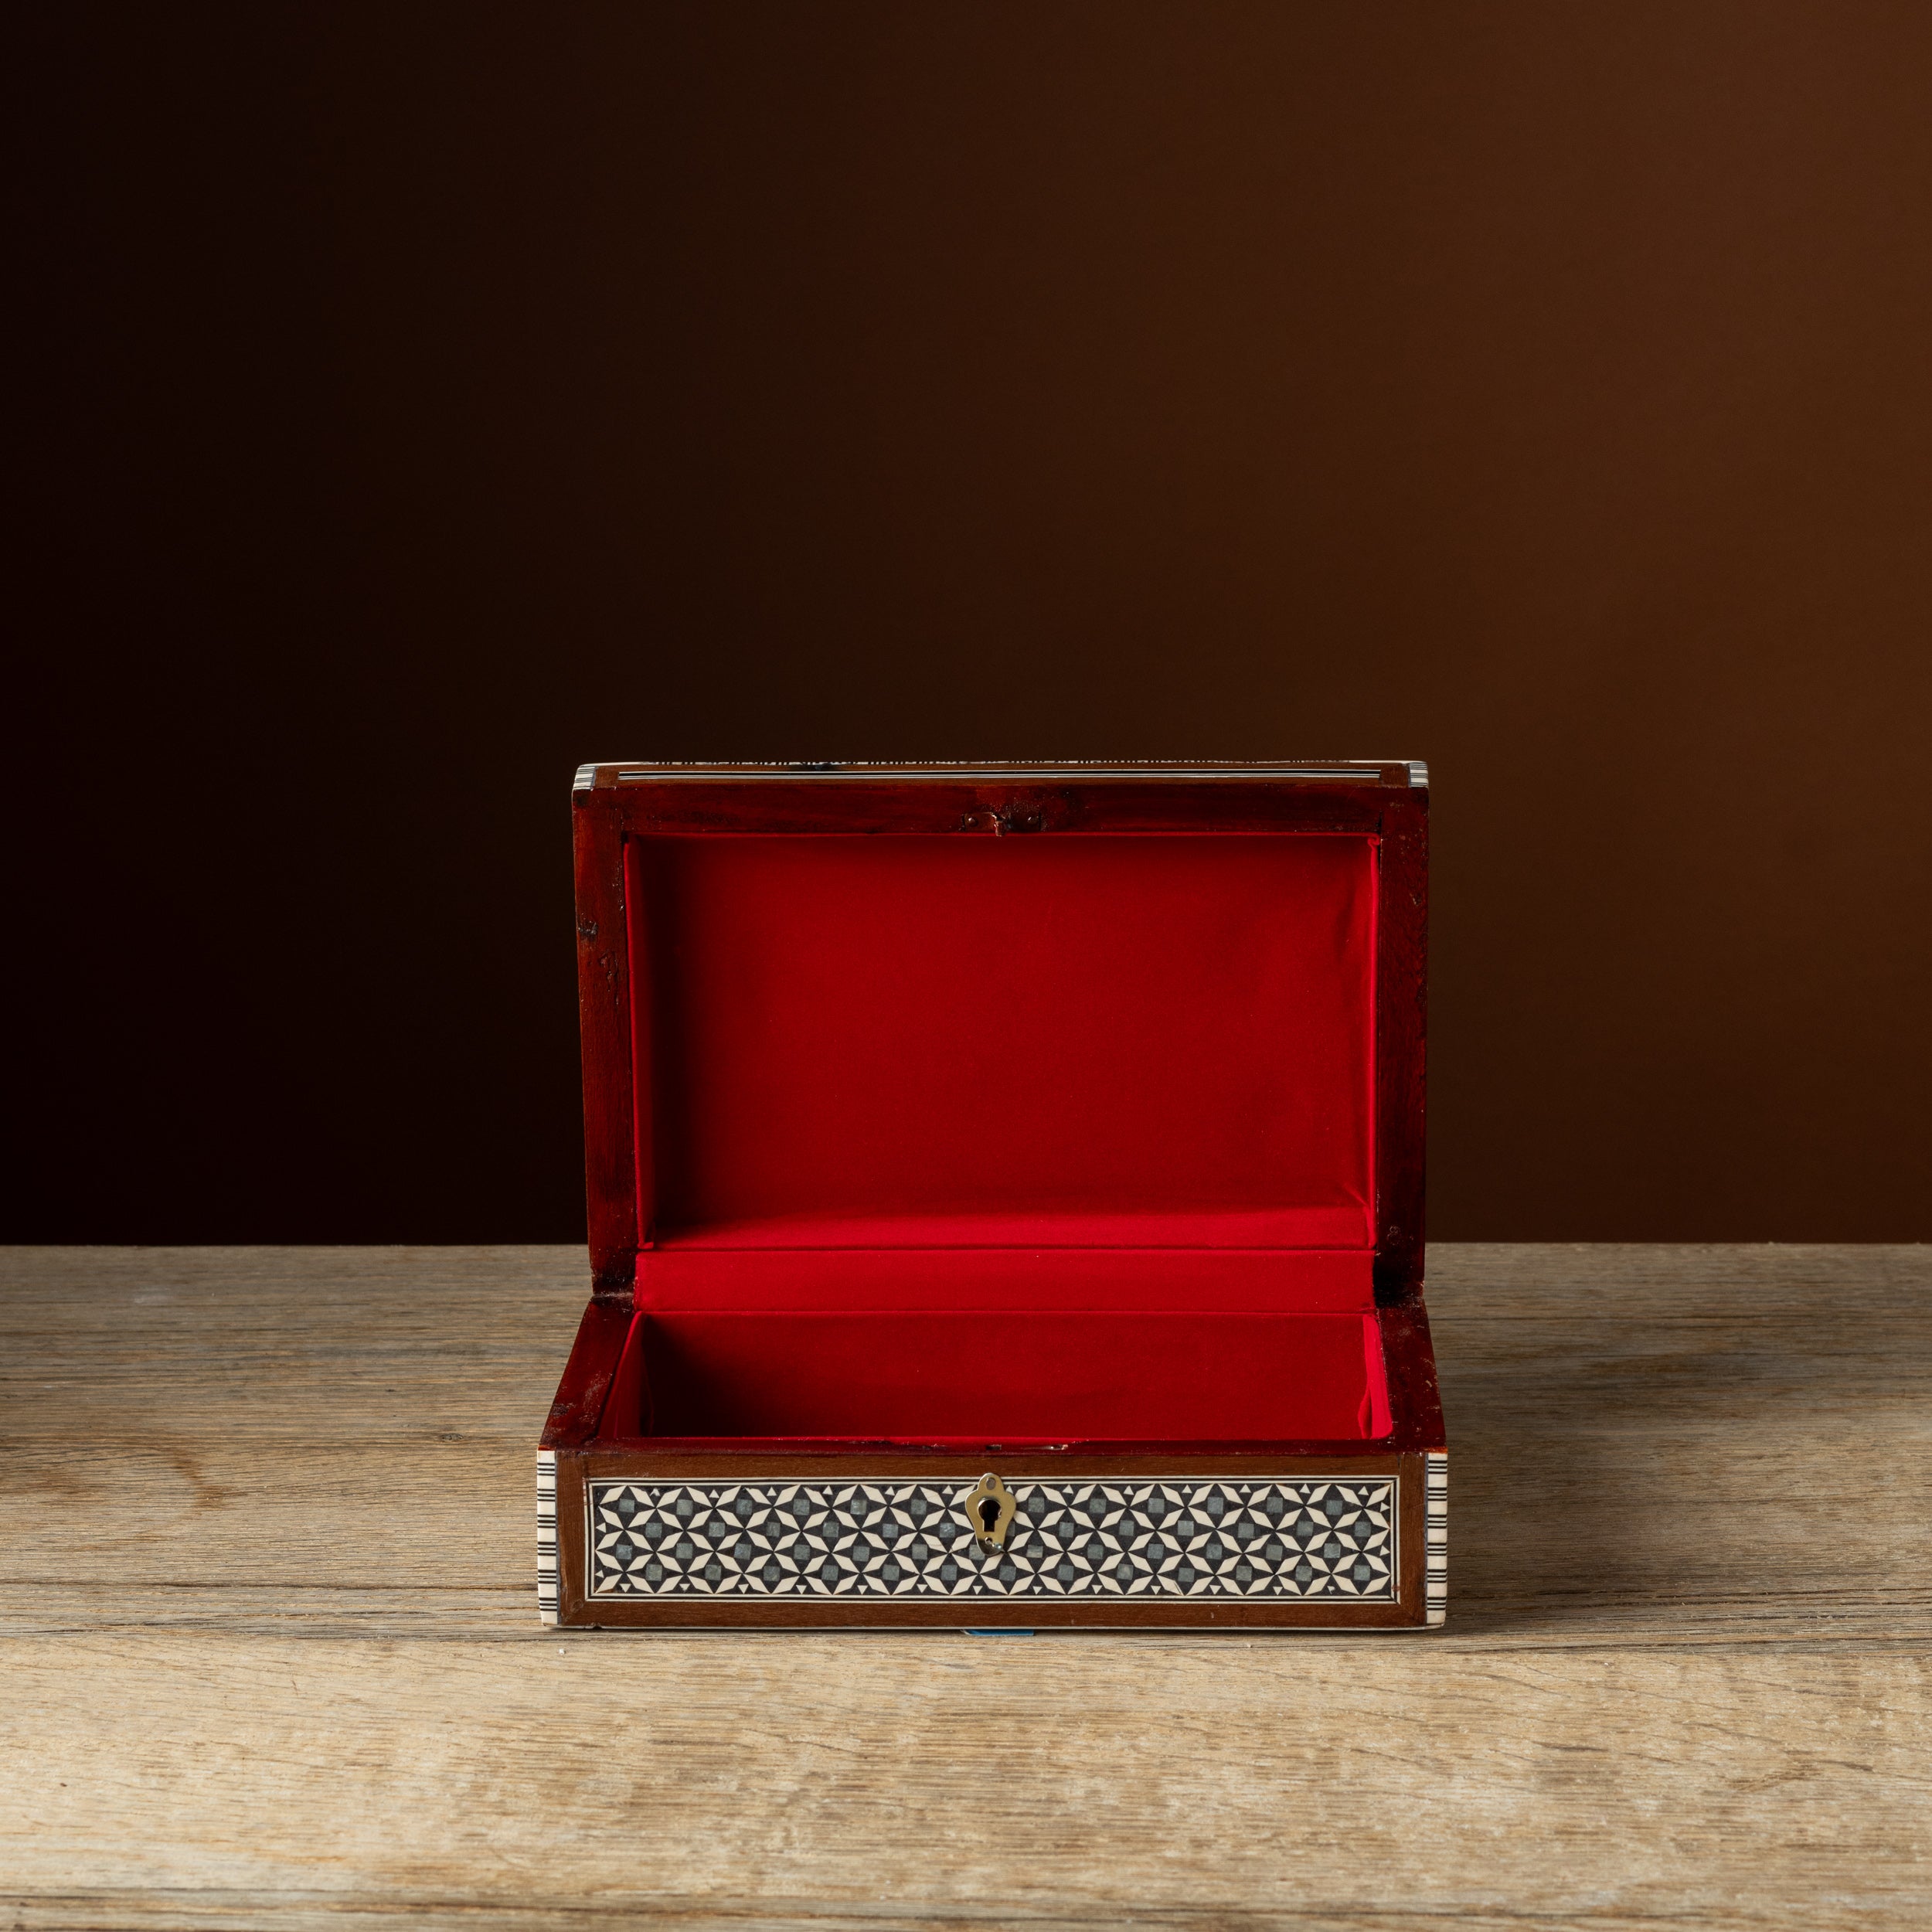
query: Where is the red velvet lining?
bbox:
[601,1308,1391,1444]
[630,833,1376,1245]
[649,1207,1370,1250]
[616,829,1386,1445]
[635,1247,1373,1312]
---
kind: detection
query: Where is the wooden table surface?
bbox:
[2,1244,1926,1930]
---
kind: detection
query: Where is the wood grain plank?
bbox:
[2,1244,1927,1930]
[2,1637,1925,1926]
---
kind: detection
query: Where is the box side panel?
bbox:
[574,789,638,1287]
[540,1297,632,1450]
[1372,789,1427,1304]
[1378,1302,1447,1454]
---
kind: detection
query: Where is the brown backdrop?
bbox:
[10,3,1931,1242]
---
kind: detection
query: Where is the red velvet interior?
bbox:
[631,833,1376,1242]
[614,830,1386,1444]
[634,1247,1372,1312]
[607,1309,1389,1444]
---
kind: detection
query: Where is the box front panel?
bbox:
[545,1453,1440,1629]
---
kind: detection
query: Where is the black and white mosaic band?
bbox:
[537,1449,560,1626]
[586,1476,1396,1600]
[1424,1451,1447,1626]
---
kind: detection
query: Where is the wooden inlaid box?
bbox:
[540,762,1445,1628]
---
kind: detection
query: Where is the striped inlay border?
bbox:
[536,1450,560,1626]
[1423,1451,1447,1626]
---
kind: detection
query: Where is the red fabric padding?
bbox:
[635,1245,1374,1312]
[629,832,1376,1244]
[649,1206,1370,1250]
[610,1309,1390,1444]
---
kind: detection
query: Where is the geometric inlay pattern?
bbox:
[587,1477,1396,1599]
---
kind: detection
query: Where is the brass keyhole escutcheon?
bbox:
[965,1472,1018,1553]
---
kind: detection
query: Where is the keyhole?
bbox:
[978,1496,1002,1534]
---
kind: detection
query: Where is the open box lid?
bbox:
[571,762,1427,1308]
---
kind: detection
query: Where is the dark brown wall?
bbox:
[10,3,1931,1243]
